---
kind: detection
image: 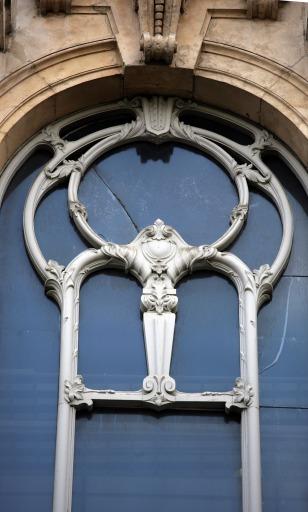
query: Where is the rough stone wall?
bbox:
[0,0,307,168]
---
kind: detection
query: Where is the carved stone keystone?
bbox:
[136,0,187,64]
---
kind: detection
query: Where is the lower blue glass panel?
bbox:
[258,276,308,407]
[172,272,239,392]
[73,410,241,512]
[78,272,146,390]
[0,151,58,511]
[261,407,308,512]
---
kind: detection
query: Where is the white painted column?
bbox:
[53,285,77,512]
[241,289,262,512]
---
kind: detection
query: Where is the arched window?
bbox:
[0,97,306,512]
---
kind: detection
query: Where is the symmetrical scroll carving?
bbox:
[143,374,176,405]
[63,374,253,412]
[141,274,178,314]
[247,0,279,20]
[136,0,186,64]
[39,0,72,14]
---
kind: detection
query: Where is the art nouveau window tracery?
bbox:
[1,96,306,512]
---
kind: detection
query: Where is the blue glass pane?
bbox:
[60,110,136,141]
[259,277,308,407]
[79,142,238,245]
[231,190,282,270]
[257,155,308,407]
[0,150,58,511]
[263,152,308,276]
[78,272,146,390]
[179,111,254,145]
[36,186,88,267]
[172,272,239,392]
[73,410,241,512]
[261,407,308,512]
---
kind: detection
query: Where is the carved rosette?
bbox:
[233,377,254,407]
[64,375,85,403]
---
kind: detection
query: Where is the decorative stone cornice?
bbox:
[136,0,187,64]
[247,0,279,20]
[39,0,72,15]
[0,0,12,51]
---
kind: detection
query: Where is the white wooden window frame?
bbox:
[1,96,306,512]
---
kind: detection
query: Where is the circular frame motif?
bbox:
[17,96,295,290]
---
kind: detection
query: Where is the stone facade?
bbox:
[0,0,307,168]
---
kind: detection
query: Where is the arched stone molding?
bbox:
[0,44,307,172]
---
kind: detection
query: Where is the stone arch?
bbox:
[0,43,307,172]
